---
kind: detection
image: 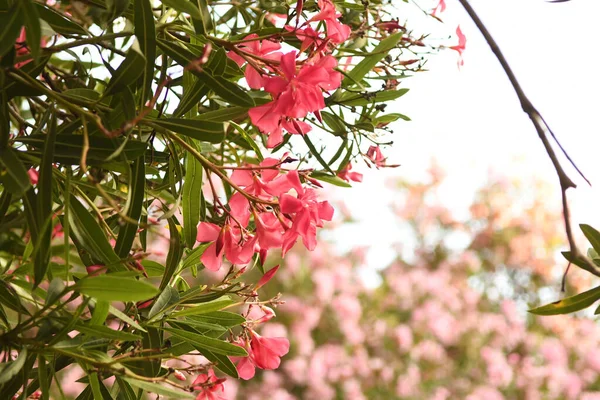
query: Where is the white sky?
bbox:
[325,0,600,283]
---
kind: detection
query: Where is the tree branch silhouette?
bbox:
[456,0,599,284]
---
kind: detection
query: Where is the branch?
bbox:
[456,0,600,280]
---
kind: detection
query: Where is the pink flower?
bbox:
[196,194,256,271]
[249,52,342,147]
[310,0,351,44]
[250,330,290,370]
[227,34,282,89]
[366,145,386,167]
[337,162,363,183]
[192,369,227,400]
[27,168,39,185]
[432,0,446,16]
[449,26,466,66]
[279,171,334,254]
[285,25,325,52]
[231,330,290,380]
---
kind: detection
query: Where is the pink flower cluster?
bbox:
[228,0,350,147]
[196,156,334,272]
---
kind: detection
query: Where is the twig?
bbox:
[456,0,600,281]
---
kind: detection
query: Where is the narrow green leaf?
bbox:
[581,224,600,255]
[20,0,41,60]
[115,377,137,400]
[335,88,409,107]
[37,355,50,400]
[201,349,239,378]
[310,172,352,188]
[0,348,27,385]
[180,244,210,271]
[34,3,86,35]
[191,311,245,327]
[160,217,184,290]
[105,47,146,96]
[46,277,66,306]
[0,5,23,58]
[34,108,57,287]
[148,286,180,319]
[529,285,600,315]
[114,157,145,257]
[134,0,156,105]
[75,322,142,341]
[196,107,248,122]
[182,154,203,247]
[173,77,209,117]
[162,0,202,19]
[302,134,334,174]
[342,32,403,87]
[122,377,195,399]
[67,194,122,267]
[108,305,146,332]
[172,297,234,317]
[88,372,103,400]
[76,276,158,302]
[152,118,225,143]
[0,148,31,195]
[200,72,255,107]
[230,121,263,161]
[165,327,248,356]
[90,300,110,325]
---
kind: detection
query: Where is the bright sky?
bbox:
[325,0,600,284]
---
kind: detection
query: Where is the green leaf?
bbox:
[61,88,102,103]
[529,285,600,315]
[165,327,248,356]
[115,377,137,400]
[35,3,86,35]
[0,5,23,58]
[152,118,225,143]
[201,349,239,378]
[74,322,142,341]
[189,311,245,327]
[173,77,209,117]
[196,107,249,122]
[302,134,334,174]
[310,172,352,188]
[17,134,149,165]
[34,109,57,287]
[172,296,234,317]
[114,157,145,257]
[0,147,31,195]
[162,0,202,19]
[105,47,146,96]
[122,377,194,399]
[160,218,183,290]
[182,153,203,247]
[133,0,156,105]
[90,300,110,325]
[76,276,158,302]
[581,224,600,255]
[199,72,255,107]
[88,372,103,400]
[37,355,50,400]
[108,305,146,332]
[46,277,66,306]
[376,113,411,123]
[335,88,409,107]
[230,121,263,161]
[148,286,180,319]
[342,32,403,87]
[0,348,27,385]
[321,111,347,135]
[67,194,122,267]
[180,244,210,271]
[20,0,41,60]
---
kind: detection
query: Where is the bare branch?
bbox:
[456,0,600,280]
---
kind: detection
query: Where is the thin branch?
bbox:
[456,0,600,280]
